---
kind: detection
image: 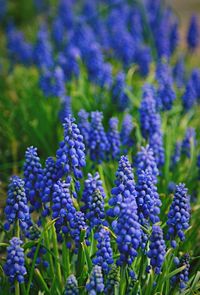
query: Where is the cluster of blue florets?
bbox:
[40,157,59,217]
[52,180,76,240]
[89,111,109,163]
[56,116,86,186]
[136,169,161,226]
[107,155,137,217]
[107,117,121,160]
[135,145,159,184]
[64,274,79,295]
[147,225,166,274]
[93,228,113,274]
[23,146,43,212]
[4,176,31,232]
[167,184,190,248]
[4,238,27,284]
[86,265,104,294]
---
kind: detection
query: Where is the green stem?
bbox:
[52,225,62,288]
[62,238,70,279]
[43,222,54,277]
[120,266,127,295]
[15,280,20,295]
[34,269,50,294]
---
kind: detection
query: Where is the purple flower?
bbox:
[93,228,113,274]
[4,176,31,231]
[23,146,43,212]
[167,183,190,247]
[107,117,121,160]
[86,266,104,294]
[56,116,86,184]
[147,225,166,274]
[89,111,109,163]
[107,155,137,217]
[187,15,199,50]
[4,238,27,284]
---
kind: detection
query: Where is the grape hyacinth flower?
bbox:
[136,169,161,226]
[149,131,165,168]
[105,265,120,294]
[78,109,90,148]
[114,194,141,266]
[33,25,53,69]
[139,84,160,139]
[181,128,196,158]
[59,96,72,123]
[135,46,152,77]
[182,79,196,110]
[93,228,113,274]
[52,180,76,240]
[167,184,190,248]
[170,21,179,55]
[112,72,130,111]
[64,274,78,295]
[69,211,87,251]
[120,113,134,151]
[191,69,200,100]
[170,141,181,169]
[147,225,166,274]
[85,189,106,229]
[187,15,199,51]
[88,111,109,163]
[157,81,176,111]
[107,117,120,160]
[173,56,185,88]
[135,145,159,184]
[4,176,31,231]
[171,254,190,290]
[86,265,104,294]
[40,157,59,217]
[4,238,27,284]
[56,116,86,187]
[81,172,105,213]
[23,146,43,212]
[107,155,137,218]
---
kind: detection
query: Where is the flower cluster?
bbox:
[64,274,79,295]
[81,172,105,213]
[136,169,161,226]
[52,180,76,240]
[187,15,199,50]
[107,117,120,160]
[107,155,137,217]
[86,265,104,294]
[23,146,43,212]
[172,254,190,290]
[147,225,166,274]
[135,145,159,184]
[105,265,120,294]
[167,184,190,247]
[4,176,31,231]
[78,109,90,148]
[93,228,113,274]
[114,195,141,266]
[4,238,27,284]
[56,116,86,187]
[120,113,134,151]
[40,157,59,217]
[89,111,109,163]
[112,72,129,111]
